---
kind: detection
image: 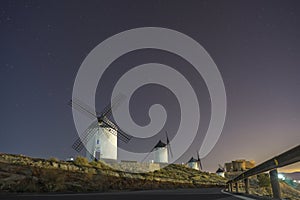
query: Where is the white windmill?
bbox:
[142,131,173,164]
[216,164,225,177]
[83,117,119,161]
[187,151,202,171]
[69,94,132,162]
[153,140,168,163]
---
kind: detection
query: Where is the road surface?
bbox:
[0,188,258,200]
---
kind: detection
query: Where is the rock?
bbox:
[59,164,68,170]
[50,162,59,168]
[67,164,79,171]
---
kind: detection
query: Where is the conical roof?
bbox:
[154,140,167,148]
[99,116,118,130]
[188,157,198,163]
[216,168,225,173]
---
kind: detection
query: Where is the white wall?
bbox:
[153,147,168,163]
[187,162,199,170]
[86,126,117,161]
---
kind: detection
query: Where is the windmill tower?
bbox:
[187,157,199,170]
[143,131,173,164]
[84,117,118,161]
[187,151,202,171]
[153,140,168,163]
[69,94,132,162]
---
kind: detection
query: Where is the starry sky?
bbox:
[0,0,300,172]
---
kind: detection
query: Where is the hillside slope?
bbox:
[0,153,226,193]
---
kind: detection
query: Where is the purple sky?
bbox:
[0,0,299,172]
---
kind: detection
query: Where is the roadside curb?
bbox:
[221,189,259,200]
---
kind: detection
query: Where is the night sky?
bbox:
[1,0,300,172]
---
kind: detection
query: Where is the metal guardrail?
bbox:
[226,144,300,199]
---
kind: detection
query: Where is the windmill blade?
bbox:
[168,144,173,158]
[165,131,173,158]
[199,159,203,170]
[165,131,170,145]
[68,99,97,118]
[218,164,224,170]
[141,152,152,163]
[101,117,132,143]
[72,98,101,116]
[99,93,126,118]
[72,127,98,152]
[68,99,97,120]
[116,127,133,143]
[185,157,193,165]
[68,101,95,120]
[101,118,132,143]
[72,121,98,152]
[197,151,203,170]
[72,137,85,152]
[141,146,156,163]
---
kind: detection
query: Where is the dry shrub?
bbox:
[74,156,90,167]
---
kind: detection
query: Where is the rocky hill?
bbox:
[0,153,227,193]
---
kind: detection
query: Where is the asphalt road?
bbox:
[0,188,253,200]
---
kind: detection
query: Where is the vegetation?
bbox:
[257,173,271,188]
[0,153,226,193]
[1,153,299,199]
[73,156,90,167]
[227,172,300,200]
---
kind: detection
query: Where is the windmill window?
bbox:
[96,140,99,144]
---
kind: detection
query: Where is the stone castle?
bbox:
[225,160,255,172]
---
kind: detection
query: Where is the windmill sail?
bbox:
[99,94,126,118]
[72,121,99,152]
[165,131,173,158]
[141,140,167,163]
[69,93,132,155]
[197,151,203,170]
[68,99,97,120]
[101,117,132,143]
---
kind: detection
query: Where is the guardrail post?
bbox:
[269,169,281,199]
[229,183,233,192]
[226,145,299,198]
[244,178,249,194]
[235,182,239,193]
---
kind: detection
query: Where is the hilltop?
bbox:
[282,172,300,180]
[0,153,226,193]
